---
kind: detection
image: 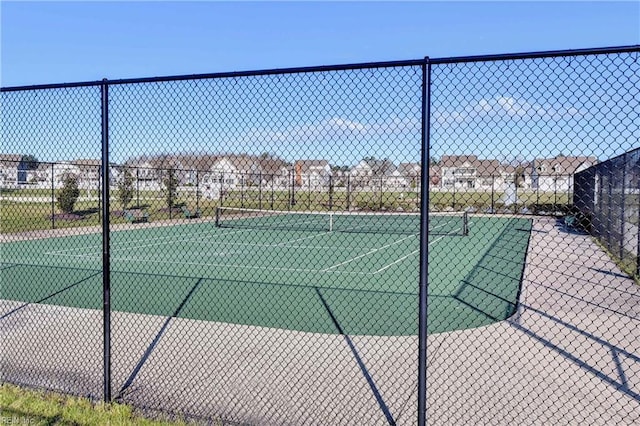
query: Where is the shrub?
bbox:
[57,175,80,213]
[162,167,179,209]
[118,170,135,210]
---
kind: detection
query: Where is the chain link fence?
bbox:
[1,46,639,425]
[574,147,640,279]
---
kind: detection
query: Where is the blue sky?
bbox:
[1,2,639,165]
[2,1,638,86]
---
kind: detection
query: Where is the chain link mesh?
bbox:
[428,51,639,425]
[1,86,104,399]
[1,48,639,425]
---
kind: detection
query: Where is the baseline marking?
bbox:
[372,235,446,274]
[321,234,418,272]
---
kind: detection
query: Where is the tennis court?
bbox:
[0,212,532,336]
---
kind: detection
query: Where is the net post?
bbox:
[215,206,221,227]
[463,211,469,236]
[329,212,334,232]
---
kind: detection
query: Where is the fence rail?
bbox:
[1,45,639,425]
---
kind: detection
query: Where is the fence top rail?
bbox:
[430,44,640,65]
[0,58,427,92]
[2,45,638,93]
[575,146,640,177]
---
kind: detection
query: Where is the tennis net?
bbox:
[215,207,469,236]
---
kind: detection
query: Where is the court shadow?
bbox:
[315,287,397,426]
[0,264,101,320]
[116,277,204,399]
[588,267,632,280]
[510,303,640,402]
[449,218,532,327]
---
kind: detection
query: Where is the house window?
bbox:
[479,178,493,186]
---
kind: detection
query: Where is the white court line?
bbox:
[372,235,446,274]
[200,241,378,251]
[39,221,468,275]
[44,226,262,256]
[44,225,222,254]
[321,233,418,272]
[276,229,334,246]
[104,255,373,276]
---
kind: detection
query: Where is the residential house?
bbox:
[439,155,502,191]
[350,158,398,190]
[530,156,597,192]
[0,154,27,188]
[500,164,531,191]
[294,160,332,189]
[123,159,161,190]
[205,154,262,191]
[258,154,291,189]
[72,159,101,189]
[399,163,421,188]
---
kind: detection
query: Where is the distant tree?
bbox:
[118,169,135,210]
[57,175,80,213]
[162,166,179,209]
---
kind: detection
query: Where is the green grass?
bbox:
[0,383,191,425]
[593,238,640,284]
[1,187,566,234]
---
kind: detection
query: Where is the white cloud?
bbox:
[241,115,420,146]
[434,96,586,125]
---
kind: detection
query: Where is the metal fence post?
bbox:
[637,181,640,277]
[219,172,224,205]
[329,175,334,211]
[51,162,55,229]
[271,174,275,210]
[491,175,495,213]
[452,171,456,209]
[607,166,613,250]
[290,169,296,209]
[620,154,627,260]
[136,168,140,208]
[418,57,430,426]
[196,169,200,213]
[308,174,312,210]
[241,172,245,208]
[101,79,111,404]
[347,175,352,210]
[259,171,263,210]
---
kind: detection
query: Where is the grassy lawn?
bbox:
[0,188,573,234]
[0,384,191,425]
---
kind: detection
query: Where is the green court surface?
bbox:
[0,215,532,336]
